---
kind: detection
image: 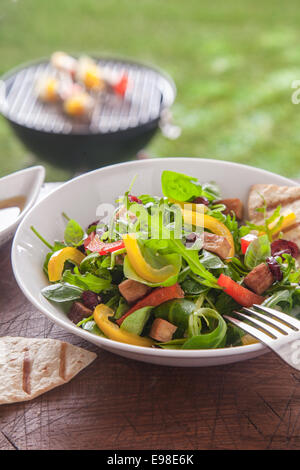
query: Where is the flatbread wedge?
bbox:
[248,184,300,249]
[0,337,97,405]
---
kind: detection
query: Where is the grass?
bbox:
[1,0,300,181]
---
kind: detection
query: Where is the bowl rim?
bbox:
[11,157,298,359]
[0,55,176,137]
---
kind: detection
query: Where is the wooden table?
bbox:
[1,242,300,451]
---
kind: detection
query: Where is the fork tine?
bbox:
[253,304,300,331]
[233,311,280,339]
[242,307,291,334]
[224,315,273,343]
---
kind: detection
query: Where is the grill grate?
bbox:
[0,58,175,135]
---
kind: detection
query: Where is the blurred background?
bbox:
[1,0,300,181]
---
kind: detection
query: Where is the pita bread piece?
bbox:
[247,184,300,246]
[0,337,97,405]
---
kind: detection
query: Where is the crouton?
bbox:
[244,263,274,295]
[68,301,92,324]
[218,198,243,220]
[149,318,178,342]
[203,232,231,259]
[118,279,152,304]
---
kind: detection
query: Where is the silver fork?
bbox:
[224,304,300,370]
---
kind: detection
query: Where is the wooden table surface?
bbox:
[1,239,300,451]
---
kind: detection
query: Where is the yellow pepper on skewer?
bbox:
[93,304,154,347]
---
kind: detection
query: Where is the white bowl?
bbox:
[11,158,298,367]
[0,166,45,247]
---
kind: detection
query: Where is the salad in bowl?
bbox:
[31,169,300,351]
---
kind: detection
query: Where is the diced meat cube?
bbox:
[149,318,178,342]
[118,279,152,304]
[217,198,243,220]
[203,232,231,259]
[68,301,92,324]
[243,263,274,295]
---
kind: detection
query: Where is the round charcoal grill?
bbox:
[0,57,176,171]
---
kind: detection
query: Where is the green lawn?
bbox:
[1,0,300,181]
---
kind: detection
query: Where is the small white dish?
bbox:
[0,166,45,247]
[11,158,298,367]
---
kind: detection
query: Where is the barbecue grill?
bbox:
[0,57,176,171]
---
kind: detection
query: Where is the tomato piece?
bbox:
[116,283,184,325]
[217,274,265,307]
[241,234,258,254]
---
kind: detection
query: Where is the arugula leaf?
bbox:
[244,234,271,270]
[199,250,225,270]
[181,277,210,295]
[62,269,111,293]
[225,324,245,347]
[201,182,221,201]
[41,282,83,302]
[215,291,241,316]
[245,203,284,242]
[80,252,101,274]
[263,289,293,310]
[206,205,226,223]
[168,238,220,288]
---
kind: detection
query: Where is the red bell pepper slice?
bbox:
[241,234,258,254]
[85,233,125,255]
[217,274,265,307]
[98,240,125,255]
[83,232,95,249]
[117,283,184,325]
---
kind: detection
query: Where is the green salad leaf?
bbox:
[64,218,85,246]
[244,234,271,269]
[41,282,83,302]
[120,306,153,335]
[161,170,202,202]
[62,269,111,293]
[182,308,227,349]
[161,170,220,203]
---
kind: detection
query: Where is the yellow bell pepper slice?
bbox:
[181,210,235,258]
[269,213,296,238]
[48,247,85,282]
[122,233,178,283]
[168,198,208,213]
[94,304,154,347]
